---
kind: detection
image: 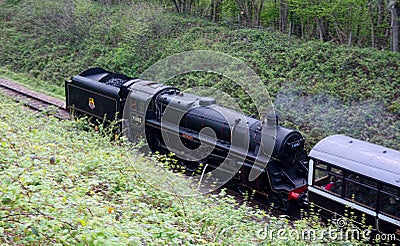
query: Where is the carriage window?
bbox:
[380,193,400,219]
[314,162,328,181]
[331,167,342,175]
[321,175,343,196]
[360,177,378,188]
[345,180,377,209]
[346,174,378,188]
[313,161,343,196]
[382,184,398,195]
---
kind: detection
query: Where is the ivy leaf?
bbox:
[78,219,87,227]
[31,227,39,237]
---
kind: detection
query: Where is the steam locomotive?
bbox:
[66,68,400,239]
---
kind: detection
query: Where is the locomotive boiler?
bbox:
[66,67,309,210]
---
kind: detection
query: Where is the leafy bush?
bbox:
[0,95,371,244]
[0,0,398,150]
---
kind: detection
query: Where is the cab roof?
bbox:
[309,135,400,187]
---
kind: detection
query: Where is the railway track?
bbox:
[0,78,69,120]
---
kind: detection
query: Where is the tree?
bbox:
[162,0,399,51]
[171,0,197,13]
[234,0,265,27]
[279,0,288,33]
[210,0,224,22]
[389,0,399,51]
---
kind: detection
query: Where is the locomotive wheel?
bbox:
[231,179,249,196]
[145,129,167,154]
[185,161,199,173]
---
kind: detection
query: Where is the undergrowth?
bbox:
[0,0,398,150]
[0,94,370,245]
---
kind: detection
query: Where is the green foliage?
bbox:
[0,95,369,244]
[0,2,396,243]
[0,68,64,98]
[0,0,399,151]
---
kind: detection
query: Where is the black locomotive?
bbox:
[66,68,400,240]
[66,67,309,211]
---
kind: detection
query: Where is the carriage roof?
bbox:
[309,135,400,187]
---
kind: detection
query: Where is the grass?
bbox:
[0,94,370,245]
[0,67,64,99]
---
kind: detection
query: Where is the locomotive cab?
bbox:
[122,80,179,143]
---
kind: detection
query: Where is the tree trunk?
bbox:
[389,0,399,52]
[377,0,385,48]
[234,0,246,26]
[214,0,223,22]
[255,0,265,27]
[348,31,353,45]
[368,2,376,48]
[172,0,180,13]
[182,0,186,13]
[279,0,288,33]
[274,0,278,30]
[210,0,215,21]
[316,17,327,41]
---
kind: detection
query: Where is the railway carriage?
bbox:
[308,135,400,239]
